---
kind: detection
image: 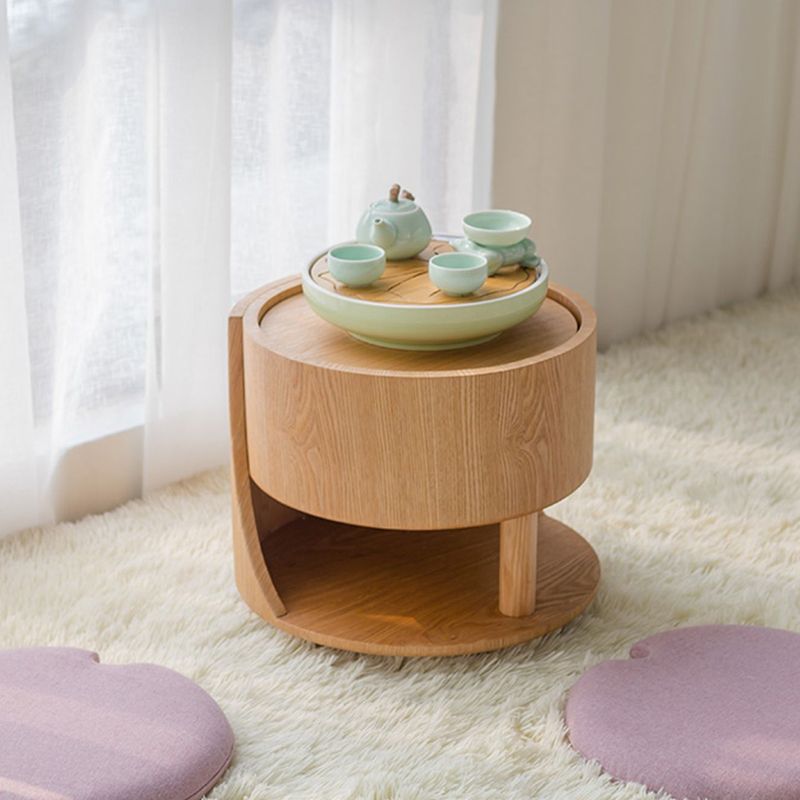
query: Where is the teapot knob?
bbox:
[388,184,416,203]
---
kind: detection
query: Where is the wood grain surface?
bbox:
[242,280,596,530]
[228,284,298,619]
[230,275,599,654]
[311,240,537,305]
[262,512,600,656]
[499,512,539,617]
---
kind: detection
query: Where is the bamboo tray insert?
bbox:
[310,240,538,305]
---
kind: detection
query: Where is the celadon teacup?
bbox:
[462,209,532,247]
[327,243,386,288]
[428,252,489,296]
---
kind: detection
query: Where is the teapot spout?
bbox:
[370,218,397,251]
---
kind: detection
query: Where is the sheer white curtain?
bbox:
[231,0,495,294]
[0,0,495,537]
[1,4,38,534]
[493,0,800,346]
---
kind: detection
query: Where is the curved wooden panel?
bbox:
[228,291,292,618]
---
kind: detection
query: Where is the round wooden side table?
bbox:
[228,276,599,656]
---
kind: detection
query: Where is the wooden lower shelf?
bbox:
[261,513,600,657]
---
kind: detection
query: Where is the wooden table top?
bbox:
[257,288,580,373]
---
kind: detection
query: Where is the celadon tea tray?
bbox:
[302,240,549,350]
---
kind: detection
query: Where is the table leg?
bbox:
[499,512,539,617]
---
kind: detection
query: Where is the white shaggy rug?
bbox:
[2,287,799,799]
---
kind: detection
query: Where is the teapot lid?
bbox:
[370,184,420,214]
[371,198,417,213]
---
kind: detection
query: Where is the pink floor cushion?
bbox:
[0,647,233,800]
[566,625,800,800]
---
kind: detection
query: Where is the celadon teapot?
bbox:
[356,184,432,260]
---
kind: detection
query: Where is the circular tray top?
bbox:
[256,286,580,373]
[310,240,538,306]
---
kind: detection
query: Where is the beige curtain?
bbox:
[493,0,800,346]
